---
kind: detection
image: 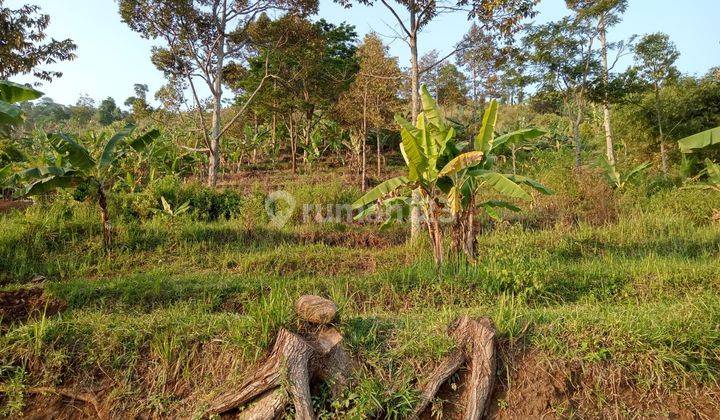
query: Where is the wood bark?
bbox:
[205,299,352,419]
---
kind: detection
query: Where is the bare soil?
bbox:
[0,287,66,329]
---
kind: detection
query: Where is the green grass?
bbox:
[1,172,720,417]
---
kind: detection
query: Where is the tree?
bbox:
[97,97,123,126]
[0,1,77,82]
[233,14,358,174]
[124,83,152,120]
[525,17,599,166]
[456,23,500,108]
[336,0,539,240]
[336,33,401,190]
[119,0,317,186]
[566,0,630,166]
[633,32,679,174]
[69,95,96,126]
[435,63,468,107]
[19,125,159,246]
[352,87,549,264]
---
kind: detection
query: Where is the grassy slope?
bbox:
[1,167,720,417]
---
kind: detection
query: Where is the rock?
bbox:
[295,295,338,324]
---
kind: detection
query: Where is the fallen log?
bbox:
[410,316,497,420]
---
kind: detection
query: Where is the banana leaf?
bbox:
[678,126,720,153]
[352,176,410,209]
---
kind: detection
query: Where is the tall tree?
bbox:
[0,1,76,82]
[456,23,501,107]
[566,0,629,166]
[119,0,317,186]
[435,63,468,107]
[633,32,679,174]
[232,14,358,174]
[97,97,123,126]
[336,32,401,189]
[525,17,599,166]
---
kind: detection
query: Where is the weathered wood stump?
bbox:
[204,295,350,419]
[410,316,497,420]
[295,295,338,324]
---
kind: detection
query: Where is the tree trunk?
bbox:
[290,115,297,175]
[98,183,111,248]
[205,297,353,419]
[654,84,668,174]
[409,23,422,242]
[207,7,227,187]
[599,16,616,166]
[376,128,382,177]
[361,85,368,192]
[572,107,583,167]
[411,316,497,419]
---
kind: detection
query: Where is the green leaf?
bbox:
[0,80,43,103]
[25,174,82,196]
[0,100,23,125]
[483,200,522,212]
[354,203,378,220]
[99,124,136,171]
[130,129,161,152]
[420,85,445,131]
[50,133,95,171]
[351,176,410,209]
[438,151,485,178]
[0,164,11,181]
[397,119,427,180]
[705,159,720,185]
[476,172,531,200]
[17,166,67,180]
[678,126,720,153]
[507,175,554,195]
[492,128,546,151]
[474,100,498,153]
[622,162,651,184]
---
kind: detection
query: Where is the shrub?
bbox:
[111,176,245,222]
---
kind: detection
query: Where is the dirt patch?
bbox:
[298,229,407,249]
[0,287,66,328]
[486,350,720,419]
[0,199,32,214]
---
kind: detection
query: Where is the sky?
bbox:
[7,0,720,106]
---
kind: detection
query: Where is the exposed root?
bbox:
[411,316,497,420]
[16,386,106,419]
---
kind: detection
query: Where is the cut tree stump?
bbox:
[204,296,351,419]
[295,295,338,324]
[410,316,497,420]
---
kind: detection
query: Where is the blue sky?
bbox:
[8,0,719,106]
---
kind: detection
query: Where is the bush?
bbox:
[112,176,245,222]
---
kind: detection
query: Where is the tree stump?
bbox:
[295,295,338,324]
[204,296,351,419]
[410,316,497,420]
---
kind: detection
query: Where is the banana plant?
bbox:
[441,100,552,262]
[353,86,551,264]
[19,124,159,246]
[681,159,720,192]
[598,157,651,190]
[0,80,43,136]
[1,81,43,194]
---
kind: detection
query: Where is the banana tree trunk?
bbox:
[98,183,111,248]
